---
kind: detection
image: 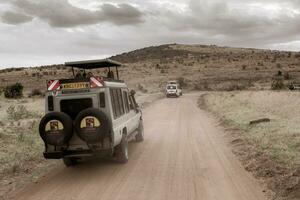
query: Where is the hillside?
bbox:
[0,44,300,94]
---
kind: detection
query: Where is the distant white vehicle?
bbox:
[166,82,182,98]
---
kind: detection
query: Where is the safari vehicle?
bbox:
[166,81,182,98]
[39,59,144,166]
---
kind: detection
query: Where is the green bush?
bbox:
[4,83,23,98]
[271,80,285,90]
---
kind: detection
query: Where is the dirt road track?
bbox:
[14,94,267,200]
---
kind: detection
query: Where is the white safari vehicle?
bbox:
[39,59,144,166]
[166,80,182,98]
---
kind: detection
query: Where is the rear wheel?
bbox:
[135,120,144,142]
[63,157,77,167]
[114,134,129,163]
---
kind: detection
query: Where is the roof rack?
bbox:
[65,59,122,79]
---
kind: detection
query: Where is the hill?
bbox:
[0,44,300,94]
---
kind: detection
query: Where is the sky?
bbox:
[0,0,300,68]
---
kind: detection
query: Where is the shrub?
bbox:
[29,89,43,97]
[137,84,148,93]
[6,105,37,120]
[276,63,282,69]
[4,83,23,98]
[271,80,285,90]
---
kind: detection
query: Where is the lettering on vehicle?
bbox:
[60,82,90,90]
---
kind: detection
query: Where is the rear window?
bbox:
[167,85,177,90]
[60,98,92,120]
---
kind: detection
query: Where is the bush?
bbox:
[6,105,36,120]
[137,84,148,93]
[271,80,285,90]
[4,83,23,98]
[29,89,43,97]
[276,63,282,69]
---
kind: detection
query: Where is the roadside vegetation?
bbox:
[199,91,300,200]
[0,93,58,199]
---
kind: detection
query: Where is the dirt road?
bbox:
[14,94,267,200]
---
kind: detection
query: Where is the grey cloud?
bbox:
[5,0,144,27]
[1,11,33,24]
[101,3,144,25]
[156,0,300,46]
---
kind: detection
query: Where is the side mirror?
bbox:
[130,90,136,96]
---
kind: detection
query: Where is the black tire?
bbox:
[114,134,129,163]
[39,112,73,146]
[74,108,110,144]
[135,120,144,142]
[63,157,77,167]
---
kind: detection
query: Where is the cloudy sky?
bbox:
[0,0,300,68]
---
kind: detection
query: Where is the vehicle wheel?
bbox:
[39,112,73,146]
[63,157,77,167]
[74,108,110,144]
[114,134,129,163]
[135,120,144,142]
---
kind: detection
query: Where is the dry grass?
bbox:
[200,91,300,200]
[202,91,300,168]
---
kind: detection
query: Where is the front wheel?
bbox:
[114,134,129,163]
[135,120,144,142]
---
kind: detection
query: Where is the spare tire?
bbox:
[74,108,110,144]
[39,112,73,146]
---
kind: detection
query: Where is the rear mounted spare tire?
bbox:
[39,112,73,146]
[74,108,110,144]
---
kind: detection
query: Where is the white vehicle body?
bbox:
[166,84,182,97]
[39,59,144,165]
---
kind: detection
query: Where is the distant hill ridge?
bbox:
[0,44,299,93]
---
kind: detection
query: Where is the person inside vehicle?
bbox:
[75,71,82,78]
[107,70,114,79]
[87,72,94,78]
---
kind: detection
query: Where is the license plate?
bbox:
[60,82,90,90]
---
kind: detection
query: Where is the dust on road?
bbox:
[14,94,267,200]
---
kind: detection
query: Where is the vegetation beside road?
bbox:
[199,91,300,200]
[0,95,57,199]
[0,92,161,199]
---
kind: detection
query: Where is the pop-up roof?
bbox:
[65,58,122,79]
[65,59,122,69]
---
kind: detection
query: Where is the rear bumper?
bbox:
[166,93,178,97]
[44,149,112,159]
